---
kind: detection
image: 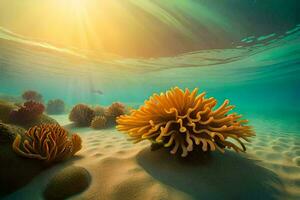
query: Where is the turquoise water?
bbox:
[0,24,299,114]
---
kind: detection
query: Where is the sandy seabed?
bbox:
[4,114,300,200]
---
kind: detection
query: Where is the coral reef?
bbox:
[22,90,43,102]
[43,166,91,200]
[105,102,126,122]
[91,116,107,129]
[69,104,95,126]
[94,106,106,117]
[12,124,82,164]
[10,101,45,125]
[46,99,65,114]
[117,87,255,157]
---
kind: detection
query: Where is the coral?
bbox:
[43,166,91,200]
[22,90,43,102]
[69,104,95,126]
[10,101,45,125]
[94,106,106,116]
[105,102,126,121]
[117,87,255,157]
[46,99,65,114]
[12,124,82,164]
[91,116,107,129]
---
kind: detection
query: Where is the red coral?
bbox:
[10,101,45,125]
[22,90,43,102]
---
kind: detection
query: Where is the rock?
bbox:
[44,166,91,200]
[293,156,300,166]
[0,122,25,144]
[21,114,59,129]
[0,122,43,196]
[0,100,17,123]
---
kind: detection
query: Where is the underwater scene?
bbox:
[0,0,300,199]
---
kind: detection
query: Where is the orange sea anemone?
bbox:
[12,124,82,164]
[117,87,255,157]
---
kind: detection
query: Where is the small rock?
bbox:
[44,166,91,200]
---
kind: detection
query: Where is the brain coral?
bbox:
[22,90,43,102]
[12,124,82,164]
[117,87,255,157]
[10,101,45,125]
[69,104,95,126]
[91,116,107,129]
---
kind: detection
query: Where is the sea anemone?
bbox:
[117,87,255,157]
[105,102,126,122]
[12,124,82,164]
[69,104,95,126]
[22,90,43,102]
[91,116,107,129]
[94,106,106,117]
[10,101,45,125]
[46,99,65,114]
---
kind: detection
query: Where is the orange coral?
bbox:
[117,87,255,157]
[12,124,82,163]
[91,116,107,129]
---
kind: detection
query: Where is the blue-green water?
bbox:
[0,24,299,113]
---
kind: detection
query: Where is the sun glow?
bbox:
[0,0,232,57]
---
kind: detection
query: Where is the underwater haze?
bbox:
[0,0,300,200]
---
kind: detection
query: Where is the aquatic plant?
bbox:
[117,87,255,157]
[22,90,43,102]
[10,101,45,125]
[105,102,126,121]
[91,116,107,129]
[12,124,82,164]
[46,99,65,114]
[94,106,106,116]
[69,104,95,126]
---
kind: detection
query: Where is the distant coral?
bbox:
[46,99,65,114]
[91,116,107,129]
[10,101,45,125]
[22,90,43,102]
[105,102,126,122]
[69,104,95,126]
[12,124,82,164]
[117,87,255,157]
[94,106,106,117]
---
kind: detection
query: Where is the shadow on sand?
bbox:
[137,148,284,200]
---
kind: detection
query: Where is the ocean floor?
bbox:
[3,112,300,200]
